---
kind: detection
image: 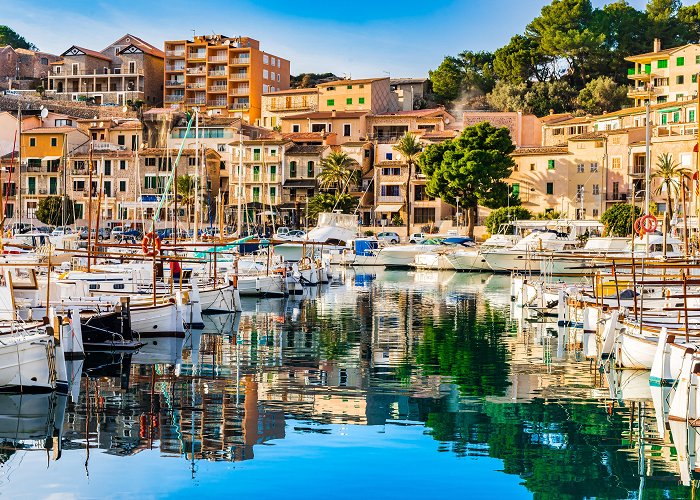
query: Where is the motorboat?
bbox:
[340,238,382,266]
[274,212,359,262]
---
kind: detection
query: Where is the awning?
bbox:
[283,180,317,188]
[43,156,61,161]
[374,203,404,213]
[658,107,680,113]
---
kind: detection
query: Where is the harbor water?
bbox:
[0,269,692,499]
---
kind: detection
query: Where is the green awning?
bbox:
[658,107,680,113]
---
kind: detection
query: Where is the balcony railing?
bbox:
[186,67,206,75]
[165,50,185,57]
[188,52,206,59]
[208,99,227,107]
[230,73,248,80]
[165,66,185,72]
[209,70,227,77]
[266,102,312,111]
[229,103,249,110]
[186,97,206,105]
[208,55,227,62]
[231,58,250,65]
[165,80,184,87]
[59,68,145,76]
[186,82,205,89]
[209,85,227,93]
[230,87,250,95]
[632,165,646,175]
[378,195,405,203]
[165,95,184,103]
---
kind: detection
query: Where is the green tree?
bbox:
[317,151,356,192]
[600,203,642,236]
[646,0,681,21]
[493,35,553,83]
[678,3,700,42]
[176,174,197,232]
[429,56,463,103]
[419,122,516,237]
[486,81,529,112]
[0,26,36,50]
[393,132,423,236]
[487,80,576,116]
[652,152,690,220]
[429,51,496,104]
[36,196,76,226]
[576,76,628,114]
[485,207,533,234]
[307,193,358,220]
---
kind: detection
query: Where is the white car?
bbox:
[408,232,426,243]
[377,231,400,244]
[51,226,73,236]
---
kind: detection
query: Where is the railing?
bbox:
[266,102,313,111]
[188,52,206,59]
[231,58,250,65]
[165,66,185,72]
[229,103,249,110]
[377,195,405,203]
[186,97,205,105]
[165,80,184,87]
[186,82,205,89]
[230,87,249,95]
[230,73,248,80]
[165,50,185,57]
[165,95,184,103]
[71,168,88,175]
[209,70,227,77]
[62,68,145,76]
[186,67,206,74]
[209,85,227,92]
[208,55,228,62]
[656,124,699,137]
[632,166,646,175]
[366,134,409,143]
[207,99,227,107]
[38,189,48,195]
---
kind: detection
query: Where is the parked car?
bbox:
[79,227,110,240]
[121,228,143,240]
[408,232,426,244]
[377,231,400,244]
[35,226,53,234]
[110,226,127,239]
[10,222,33,234]
[51,226,74,236]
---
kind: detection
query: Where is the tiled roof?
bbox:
[569,131,608,140]
[552,115,593,126]
[285,111,368,119]
[625,46,684,61]
[373,108,449,118]
[606,126,645,135]
[61,45,112,61]
[390,78,428,85]
[512,146,570,156]
[286,145,327,155]
[281,132,325,142]
[318,77,387,87]
[118,43,164,59]
[118,34,164,58]
[140,148,219,156]
[263,87,318,96]
[26,126,86,134]
[539,113,574,124]
[420,130,458,139]
[111,122,142,130]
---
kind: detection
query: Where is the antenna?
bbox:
[122,106,128,113]
[40,108,48,119]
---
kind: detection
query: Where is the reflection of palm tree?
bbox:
[393,133,423,236]
[652,153,690,220]
[317,152,355,192]
[176,175,196,232]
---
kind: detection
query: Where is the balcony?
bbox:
[186,67,206,75]
[630,165,646,177]
[656,123,699,137]
[231,57,250,65]
[186,82,205,89]
[209,85,228,93]
[230,87,250,95]
[208,69,227,77]
[230,103,249,110]
[266,101,312,111]
[61,68,145,76]
[188,51,206,60]
[627,85,659,99]
[165,95,184,103]
[627,67,653,81]
[166,50,185,57]
[230,73,248,81]
[165,66,185,72]
[186,97,206,105]
[208,55,227,63]
[165,80,184,87]
[377,195,405,203]
[207,99,227,107]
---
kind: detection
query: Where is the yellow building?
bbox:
[626,38,700,106]
[163,35,290,124]
[316,77,398,114]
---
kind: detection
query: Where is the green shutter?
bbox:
[693,74,698,83]
[677,56,685,66]
[327,99,334,106]
[511,183,520,199]
[645,63,651,74]
[658,59,668,69]
[359,97,365,104]
[547,159,555,170]
[690,110,696,122]
[346,98,352,105]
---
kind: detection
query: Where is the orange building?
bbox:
[163,35,290,124]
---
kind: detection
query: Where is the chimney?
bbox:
[654,38,661,53]
[331,109,336,117]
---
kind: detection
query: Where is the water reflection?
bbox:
[0,270,694,498]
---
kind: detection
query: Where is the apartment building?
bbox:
[48,34,164,106]
[0,46,60,90]
[626,39,700,106]
[76,118,142,151]
[20,125,89,220]
[163,35,290,123]
[541,115,594,146]
[390,78,430,111]
[366,108,455,141]
[260,88,318,129]
[317,78,398,114]
[281,143,330,227]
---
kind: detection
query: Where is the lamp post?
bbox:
[455,196,460,235]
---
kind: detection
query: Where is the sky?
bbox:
[2,0,693,78]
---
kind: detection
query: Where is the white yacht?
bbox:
[274,212,359,262]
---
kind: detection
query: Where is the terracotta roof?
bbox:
[606,126,645,135]
[284,111,368,119]
[594,106,646,119]
[341,141,371,146]
[140,148,219,156]
[111,122,142,130]
[552,115,593,126]
[61,45,112,61]
[118,43,164,59]
[539,113,574,124]
[420,130,458,139]
[72,150,134,158]
[373,108,449,118]
[25,126,86,134]
[625,46,685,61]
[281,132,325,142]
[286,145,327,155]
[263,87,318,96]
[568,131,607,141]
[512,146,570,156]
[318,77,387,87]
[390,78,428,85]
[117,34,164,58]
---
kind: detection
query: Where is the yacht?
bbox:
[274,212,359,262]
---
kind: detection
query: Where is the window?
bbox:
[263,69,269,79]
[327,86,335,91]
[593,208,599,217]
[414,185,433,201]
[386,152,393,160]
[73,180,85,191]
[343,124,351,137]
[612,157,621,169]
[117,135,125,146]
[104,160,111,176]
[590,162,598,172]
[380,185,401,197]
[290,161,297,178]
[307,161,314,177]
[253,165,260,182]
[346,98,352,105]
[577,163,584,173]
[514,164,519,172]
[359,97,365,104]
[658,59,668,69]
[269,148,277,157]
[292,124,300,133]
[28,177,35,195]
[269,165,277,182]
[144,175,157,189]
[677,75,684,84]
[548,159,555,170]
[530,163,535,171]
[269,186,276,202]
[690,110,696,122]
[511,183,520,199]
[145,157,156,166]
[253,148,261,161]
[51,138,57,147]
[120,160,127,170]
[546,182,553,195]
[382,168,401,176]
[263,54,269,64]
[119,180,126,192]
[29,138,36,147]
[414,207,435,224]
[694,74,698,84]
[576,184,584,200]
[326,99,334,106]
[252,186,260,203]
[697,55,700,64]
[55,119,72,127]
[677,56,685,66]
[103,181,111,197]
[592,184,600,195]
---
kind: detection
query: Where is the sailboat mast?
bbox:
[193,109,199,242]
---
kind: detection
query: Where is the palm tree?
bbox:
[176,174,197,232]
[652,153,690,220]
[393,133,423,236]
[317,151,355,192]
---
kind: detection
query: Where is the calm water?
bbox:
[0,270,693,499]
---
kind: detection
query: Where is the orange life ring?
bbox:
[641,214,658,233]
[633,217,643,236]
[141,231,162,256]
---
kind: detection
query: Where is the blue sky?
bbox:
[3,0,688,78]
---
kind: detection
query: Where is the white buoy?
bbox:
[600,311,619,361]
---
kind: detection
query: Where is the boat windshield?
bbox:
[316,213,357,230]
